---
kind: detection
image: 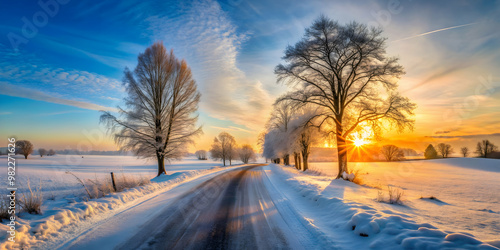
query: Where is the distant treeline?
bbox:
[54,149,132,156]
[0,148,131,156]
[308,146,420,162]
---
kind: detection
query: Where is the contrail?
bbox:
[391,22,480,42]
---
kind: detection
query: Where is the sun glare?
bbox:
[350,125,373,147]
[353,138,369,147]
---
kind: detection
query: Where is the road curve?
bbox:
[115,164,306,250]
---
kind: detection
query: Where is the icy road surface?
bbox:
[57,165,324,250]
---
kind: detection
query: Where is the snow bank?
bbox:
[308,158,500,241]
[265,164,499,249]
[0,165,242,250]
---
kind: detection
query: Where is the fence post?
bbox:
[110,172,117,192]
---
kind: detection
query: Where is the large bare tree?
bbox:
[101,42,202,176]
[275,16,415,178]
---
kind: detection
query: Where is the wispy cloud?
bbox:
[146,0,273,131]
[427,133,500,139]
[228,126,253,133]
[210,125,253,133]
[102,96,120,101]
[435,131,451,134]
[0,47,124,101]
[35,110,87,116]
[392,22,480,42]
[0,82,118,112]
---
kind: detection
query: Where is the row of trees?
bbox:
[262,102,319,171]
[424,140,498,159]
[425,143,454,159]
[0,140,56,159]
[209,132,256,165]
[38,148,56,157]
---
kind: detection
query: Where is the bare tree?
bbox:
[267,101,295,165]
[275,16,415,178]
[210,132,237,166]
[262,130,280,163]
[460,147,469,157]
[436,143,453,158]
[38,148,47,157]
[209,138,223,162]
[48,149,56,156]
[475,140,498,158]
[297,128,315,171]
[238,145,256,164]
[101,42,202,176]
[380,145,404,161]
[289,108,320,171]
[16,140,34,159]
[257,132,267,163]
[195,150,207,160]
[228,140,237,165]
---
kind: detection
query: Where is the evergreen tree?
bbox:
[424,144,438,159]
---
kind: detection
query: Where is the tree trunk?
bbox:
[284,154,290,166]
[298,153,302,170]
[485,141,489,158]
[229,158,232,165]
[223,157,226,166]
[336,132,347,179]
[302,153,308,172]
[157,154,166,176]
[24,154,28,159]
[293,153,298,169]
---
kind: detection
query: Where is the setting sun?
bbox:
[349,126,373,147]
[353,138,369,147]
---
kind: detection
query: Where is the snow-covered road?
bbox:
[53,164,324,250]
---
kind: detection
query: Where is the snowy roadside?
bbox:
[263,164,500,250]
[0,164,248,250]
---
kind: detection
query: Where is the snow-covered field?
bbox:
[303,158,500,243]
[0,155,228,199]
[264,162,500,249]
[0,155,242,249]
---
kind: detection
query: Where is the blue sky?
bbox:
[1,0,499,151]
